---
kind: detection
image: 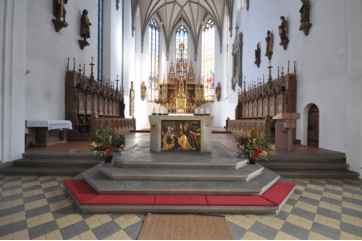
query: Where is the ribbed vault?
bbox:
[132,0,235,58]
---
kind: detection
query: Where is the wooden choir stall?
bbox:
[228,68,299,151]
[65,58,135,140]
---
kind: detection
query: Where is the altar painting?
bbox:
[161,120,201,152]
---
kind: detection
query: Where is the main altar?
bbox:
[149,114,213,153]
[155,44,212,113]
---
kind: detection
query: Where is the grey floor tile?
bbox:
[311,222,340,239]
[249,222,277,240]
[0,221,27,237]
[61,221,89,240]
[228,222,246,240]
[93,221,120,240]
[317,207,341,220]
[341,222,362,237]
[26,205,51,219]
[291,207,315,221]
[29,221,59,239]
[125,221,143,240]
[281,222,309,240]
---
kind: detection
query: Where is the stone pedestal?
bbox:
[149,114,213,153]
[273,113,300,152]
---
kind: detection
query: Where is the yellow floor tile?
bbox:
[286,214,313,230]
[274,231,298,240]
[56,214,83,229]
[295,201,318,214]
[114,215,141,229]
[340,231,361,240]
[44,230,63,240]
[78,230,97,240]
[342,201,362,212]
[341,214,362,227]
[27,213,54,228]
[0,212,26,226]
[308,231,330,240]
[105,230,131,240]
[242,231,264,240]
[319,201,342,213]
[314,215,340,230]
[24,199,48,211]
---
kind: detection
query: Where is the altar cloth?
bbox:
[26,120,73,130]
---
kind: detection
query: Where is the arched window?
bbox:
[148,19,160,80]
[201,19,216,99]
[176,25,188,60]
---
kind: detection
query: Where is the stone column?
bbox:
[0,0,27,162]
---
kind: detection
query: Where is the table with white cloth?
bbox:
[26,120,73,148]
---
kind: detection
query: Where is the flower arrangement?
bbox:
[90,128,125,163]
[236,129,272,164]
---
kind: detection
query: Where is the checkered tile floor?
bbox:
[0,175,361,240]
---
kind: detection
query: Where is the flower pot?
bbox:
[104,155,113,164]
[249,156,256,165]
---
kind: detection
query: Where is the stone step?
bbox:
[100,164,264,182]
[83,168,280,195]
[0,166,86,176]
[22,152,97,161]
[258,161,348,170]
[278,170,360,179]
[14,159,100,168]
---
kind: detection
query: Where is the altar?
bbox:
[149,114,213,153]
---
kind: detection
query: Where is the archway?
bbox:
[306,104,319,148]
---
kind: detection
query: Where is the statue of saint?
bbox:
[52,0,68,32]
[129,81,135,117]
[79,9,92,49]
[265,30,274,62]
[279,16,289,50]
[141,81,147,101]
[232,30,243,91]
[255,43,261,68]
[299,0,312,35]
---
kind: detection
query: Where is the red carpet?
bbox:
[64,180,295,207]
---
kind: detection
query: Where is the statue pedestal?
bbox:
[273,113,300,152]
[149,114,213,153]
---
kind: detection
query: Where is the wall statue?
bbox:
[129,81,135,118]
[52,0,68,32]
[255,43,261,68]
[232,31,243,91]
[215,83,222,102]
[79,10,92,50]
[265,30,274,62]
[299,0,312,36]
[279,16,289,50]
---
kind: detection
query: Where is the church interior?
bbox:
[0,0,362,240]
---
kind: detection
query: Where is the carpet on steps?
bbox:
[137,214,232,240]
[63,179,295,207]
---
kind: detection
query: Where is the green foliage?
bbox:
[90,128,126,152]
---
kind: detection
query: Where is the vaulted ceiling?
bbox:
[131,0,235,58]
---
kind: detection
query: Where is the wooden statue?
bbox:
[141,81,147,101]
[116,0,120,11]
[52,0,68,32]
[265,30,274,62]
[129,81,135,118]
[79,10,92,50]
[254,43,261,68]
[232,30,243,91]
[279,16,289,50]
[299,0,312,36]
[215,83,222,101]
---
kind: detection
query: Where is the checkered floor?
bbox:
[0,175,361,240]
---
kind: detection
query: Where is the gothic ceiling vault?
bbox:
[131,0,235,59]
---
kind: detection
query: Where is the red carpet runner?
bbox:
[64,180,295,208]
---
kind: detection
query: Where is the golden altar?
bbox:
[155,46,212,113]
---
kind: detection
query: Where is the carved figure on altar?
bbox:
[79,9,92,50]
[299,0,312,36]
[255,43,261,68]
[141,81,147,101]
[52,0,68,32]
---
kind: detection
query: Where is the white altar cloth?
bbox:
[26,120,73,130]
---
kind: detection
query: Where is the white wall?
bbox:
[236,0,362,174]
[25,0,98,121]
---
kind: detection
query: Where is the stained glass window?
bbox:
[201,19,216,99]
[148,19,160,80]
[176,25,188,60]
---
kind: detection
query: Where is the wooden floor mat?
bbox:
[138,214,232,240]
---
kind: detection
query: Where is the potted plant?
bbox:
[90,128,125,164]
[236,130,272,164]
